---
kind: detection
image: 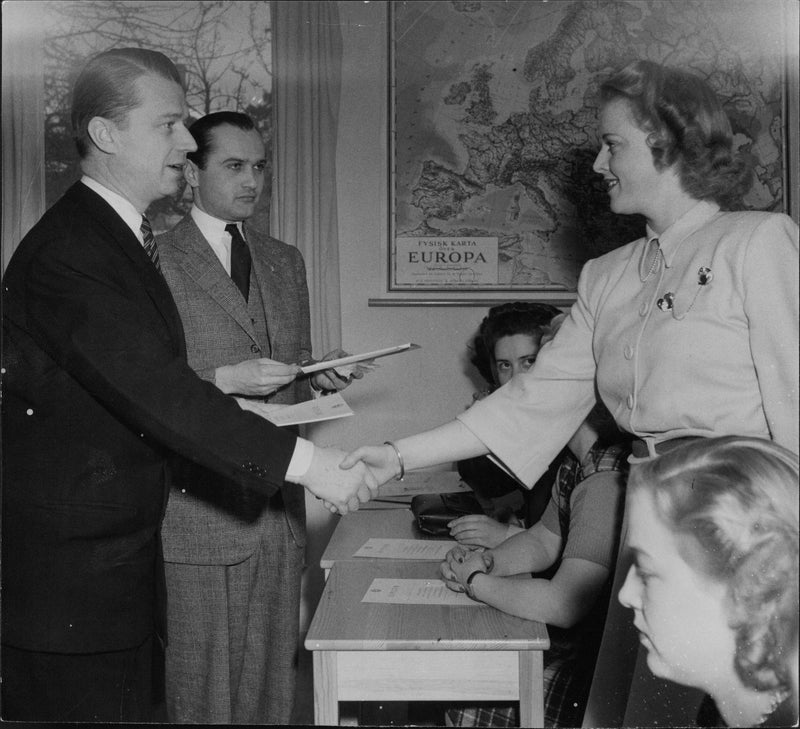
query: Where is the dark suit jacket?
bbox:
[158,214,310,563]
[1,182,297,654]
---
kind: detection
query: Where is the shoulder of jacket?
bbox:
[248,228,305,260]
[156,213,195,248]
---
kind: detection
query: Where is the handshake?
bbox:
[291,442,404,515]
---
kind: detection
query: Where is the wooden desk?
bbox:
[321,471,468,578]
[363,469,466,500]
[305,560,549,727]
[320,508,452,578]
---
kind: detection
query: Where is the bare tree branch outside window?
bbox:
[42,0,273,233]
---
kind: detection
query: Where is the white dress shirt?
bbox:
[190,204,242,274]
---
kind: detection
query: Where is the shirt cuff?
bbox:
[285,437,315,480]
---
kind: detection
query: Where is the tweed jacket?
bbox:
[1,182,297,653]
[157,214,311,564]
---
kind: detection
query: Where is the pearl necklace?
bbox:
[639,238,661,282]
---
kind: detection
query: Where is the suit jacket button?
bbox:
[251,344,261,353]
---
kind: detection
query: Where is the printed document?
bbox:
[362,578,483,606]
[353,538,455,560]
[264,392,353,426]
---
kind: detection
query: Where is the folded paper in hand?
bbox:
[299,343,420,374]
[264,392,354,427]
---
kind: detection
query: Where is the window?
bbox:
[41,0,272,232]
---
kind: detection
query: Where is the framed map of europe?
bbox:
[388,0,797,297]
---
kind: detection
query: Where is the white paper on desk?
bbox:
[263,392,353,426]
[299,343,419,374]
[353,538,455,560]
[362,578,483,607]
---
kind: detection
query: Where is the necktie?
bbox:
[140,215,161,271]
[226,223,251,302]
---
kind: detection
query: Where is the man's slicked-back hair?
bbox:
[187,112,257,170]
[71,47,184,159]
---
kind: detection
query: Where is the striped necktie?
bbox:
[140,215,161,271]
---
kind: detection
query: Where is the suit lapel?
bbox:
[247,227,284,357]
[171,217,259,342]
[74,184,186,352]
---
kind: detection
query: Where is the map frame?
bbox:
[386,0,798,303]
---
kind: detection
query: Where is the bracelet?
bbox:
[383,441,405,481]
[464,569,485,599]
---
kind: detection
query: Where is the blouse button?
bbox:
[639,302,649,317]
[250,344,261,354]
[624,345,634,360]
[626,394,634,409]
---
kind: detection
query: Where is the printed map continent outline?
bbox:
[394,0,785,289]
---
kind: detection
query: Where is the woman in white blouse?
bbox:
[343,58,798,487]
[342,58,798,726]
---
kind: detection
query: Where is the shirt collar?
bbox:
[645,200,721,268]
[80,175,145,243]
[190,204,243,243]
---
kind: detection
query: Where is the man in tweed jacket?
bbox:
[157,112,352,723]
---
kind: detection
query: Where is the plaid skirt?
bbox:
[445,628,591,728]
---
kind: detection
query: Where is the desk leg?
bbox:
[518,650,545,728]
[312,651,339,725]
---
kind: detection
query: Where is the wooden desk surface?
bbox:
[306,560,549,652]
[321,471,469,569]
[320,508,452,569]
[365,469,468,500]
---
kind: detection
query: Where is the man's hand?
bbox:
[339,443,402,486]
[309,349,365,393]
[448,514,517,549]
[215,358,300,396]
[295,446,379,515]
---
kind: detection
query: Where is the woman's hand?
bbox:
[439,545,493,592]
[339,443,402,486]
[448,514,515,548]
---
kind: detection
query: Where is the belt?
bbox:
[630,436,703,459]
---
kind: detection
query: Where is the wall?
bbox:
[298,0,496,629]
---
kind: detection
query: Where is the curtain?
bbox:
[1,1,46,273]
[271,0,343,356]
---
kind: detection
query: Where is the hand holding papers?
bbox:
[299,343,420,375]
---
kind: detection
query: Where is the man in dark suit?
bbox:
[1,48,376,723]
[157,111,356,723]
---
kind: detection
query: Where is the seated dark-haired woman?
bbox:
[452,302,564,548]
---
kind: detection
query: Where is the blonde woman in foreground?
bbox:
[619,436,798,728]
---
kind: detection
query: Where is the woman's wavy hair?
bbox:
[469,301,562,386]
[600,60,753,210]
[628,436,799,694]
